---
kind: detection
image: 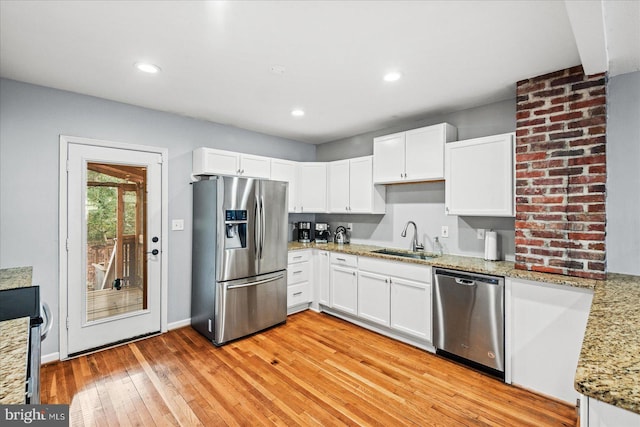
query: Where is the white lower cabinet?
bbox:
[314,249,331,308]
[330,253,358,315]
[390,276,431,341]
[509,278,593,404]
[287,250,312,314]
[580,394,640,427]
[358,257,432,342]
[357,271,390,326]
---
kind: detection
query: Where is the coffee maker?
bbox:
[314,223,330,243]
[296,222,312,243]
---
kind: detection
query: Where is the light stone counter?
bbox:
[289,242,640,415]
[0,266,33,405]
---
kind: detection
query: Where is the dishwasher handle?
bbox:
[455,278,477,287]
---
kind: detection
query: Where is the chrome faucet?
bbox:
[401,221,424,252]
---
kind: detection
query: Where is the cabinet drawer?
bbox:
[330,252,358,268]
[287,283,311,307]
[288,250,311,264]
[287,262,310,285]
[359,256,431,283]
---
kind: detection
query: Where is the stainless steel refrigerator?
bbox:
[191,176,288,345]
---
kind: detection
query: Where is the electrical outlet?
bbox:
[171,219,184,231]
[477,228,485,240]
[347,223,353,231]
[441,226,449,238]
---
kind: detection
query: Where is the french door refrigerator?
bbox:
[191,176,288,345]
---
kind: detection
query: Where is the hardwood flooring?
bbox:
[41,310,577,426]
[87,287,143,322]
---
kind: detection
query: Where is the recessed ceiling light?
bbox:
[383,71,402,82]
[135,62,161,74]
[291,109,305,117]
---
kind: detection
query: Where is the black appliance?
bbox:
[297,222,312,243]
[315,223,330,243]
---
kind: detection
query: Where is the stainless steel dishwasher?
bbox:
[433,268,505,379]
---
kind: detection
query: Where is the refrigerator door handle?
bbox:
[260,196,265,259]
[254,198,260,258]
[227,273,285,290]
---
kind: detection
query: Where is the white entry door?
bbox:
[63,138,164,356]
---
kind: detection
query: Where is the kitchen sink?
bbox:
[371,248,439,260]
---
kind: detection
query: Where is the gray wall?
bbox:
[0,78,315,357]
[316,99,517,259]
[606,71,640,275]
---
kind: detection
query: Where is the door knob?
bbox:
[152,236,159,243]
[147,249,159,255]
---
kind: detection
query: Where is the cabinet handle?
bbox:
[241,169,245,174]
[293,270,303,274]
[293,255,302,259]
[336,257,346,261]
[385,278,388,283]
[293,291,303,296]
[404,173,407,178]
[400,173,403,178]
[352,272,356,276]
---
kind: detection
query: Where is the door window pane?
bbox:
[85,163,147,322]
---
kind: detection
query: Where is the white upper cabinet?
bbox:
[444,132,515,217]
[192,147,271,179]
[297,162,328,213]
[328,156,385,214]
[373,123,457,184]
[270,159,299,213]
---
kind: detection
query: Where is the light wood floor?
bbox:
[87,287,143,322]
[41,310,577,426]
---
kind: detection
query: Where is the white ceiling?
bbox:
[1,1,638,144]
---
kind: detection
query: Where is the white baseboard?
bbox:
[168,318,191,330]
[42,352,60,364]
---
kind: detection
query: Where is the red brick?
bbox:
[571,97,606,110]
[587,262,606,272]
[517,80,547,92]
[518,100,546,111]
[516,187,547,196]
[549,130,584,140]
[567,214,605,222]
[589,165,606,174]
[517,118,546,127]
[550,149,585,157]
[551,94,583,105]
[532,214,565,221]
[532,88,565,98]
[516,170,545,179]
[529,230,566,239]
[529,70,567,83]
[517,152,548,162]
[548,167,583,176]
[531,123,564,134]
[550,240,583,249]
[531,195,565,204]
[531,159,567,170]
[515,246,529,254]
[516,110,531,120]
[568,194,605,203]
[568,232,605,241]
[587,204,606,213]
[568,154,606,166]
[588,184,606,193]
[531,248,565,257]
[571,78,605,91]
[587,223,605,232]
[516,145,529,154]
[518,134,547,144]
[532,177,565,186]
[550,74,584,87]
[589,88,606,97]
[569,136,606,147]
[515,237,545,246]
[516,128,530,137]
[588,126,606,135]
[549,259,584,269]
[531,265,564,275]
[589,106,606,117]
[589,242,606,251]
[516,204,548,213]
[516,255,545,264]
[590,144,606,155]
[534,105,565,116]
[568,116,606,129]
[569,174,606,184]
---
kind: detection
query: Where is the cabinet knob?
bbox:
[404,173,407,178]
[352,272,356,276]
[241,169,245,174]
[385,278,388,283]
[400,173,403,178]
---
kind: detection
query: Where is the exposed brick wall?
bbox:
[515,66,606,280]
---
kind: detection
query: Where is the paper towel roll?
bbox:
[484,230,498,261]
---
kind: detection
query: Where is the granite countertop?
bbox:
[289,242,640,415]
[0,266,33,405]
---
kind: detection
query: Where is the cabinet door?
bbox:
[315,250,331,306]
[271,159,298,212]
[193,148,239,176]
[330,265,358,315]
[405,125,445,182]
[357,271,390,326]
[348,156,374,213]
[390,277,431,341]
[328,159,350,213]
[240,154,271,179]
[445,133,514,216]
[373,133,405,184]
[298,163,327,212]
